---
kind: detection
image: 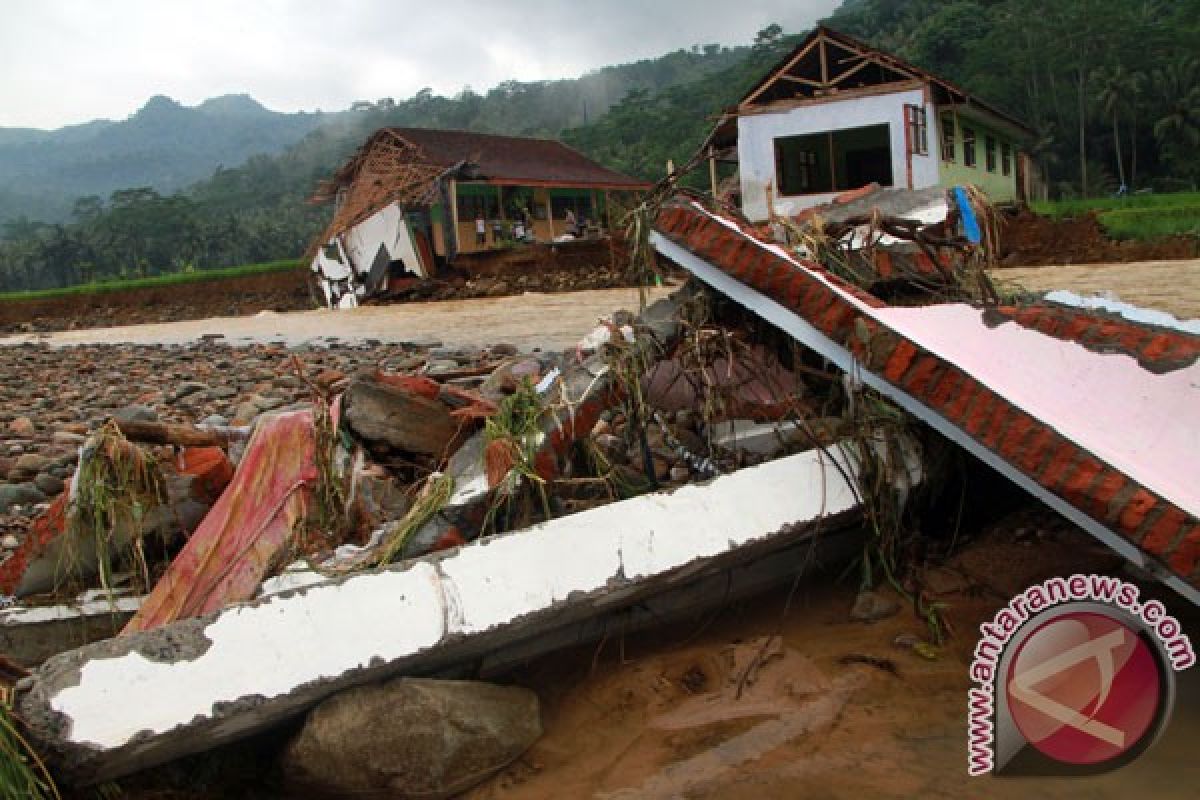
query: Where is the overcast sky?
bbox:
[0,0,842,130]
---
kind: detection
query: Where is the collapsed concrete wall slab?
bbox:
[651,199,1200,605]
[17,442,879,784]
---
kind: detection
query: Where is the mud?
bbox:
[998,209,1198,268]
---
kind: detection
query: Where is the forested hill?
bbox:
[0,96,336,224]
[0,44,752,229]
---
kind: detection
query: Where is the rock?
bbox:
[14,454,53,474]
[7,417,35,436]
[52,431,86,445]
[114,404,158,424]
[669,465,691,482]
[851,589,901,623]
[1,535,19,550]
[281,678,541,799]
[0,483,46,513]
[33,473,65,497]
[343,375,463,457]
[170,381,210,403]
[198,414,230,428]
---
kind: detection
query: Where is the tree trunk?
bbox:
[1113,111,1126,188]
[1078,69,1088,196]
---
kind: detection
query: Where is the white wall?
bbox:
[738,87,939,221]
[343,203,427,279]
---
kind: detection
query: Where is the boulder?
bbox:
[281,678,541,799]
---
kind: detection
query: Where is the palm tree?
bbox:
[1092,65,1138,190]
[1152,58,1200,185]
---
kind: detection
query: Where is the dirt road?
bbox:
[0,287,674,351]
[992,259,1200,320]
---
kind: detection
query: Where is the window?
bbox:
[940,115,955,162]
[963,127,977,168]
[985,136,997,172]
[1002,143,1012,176]
[905,105,928,156]
[775,135,831,195]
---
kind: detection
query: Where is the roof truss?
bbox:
[742,27,945,109]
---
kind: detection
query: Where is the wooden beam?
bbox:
[708,146,719,197]
[779,75,825,89]
[829,57,873,86]
[819,35,829,86]
[742,35,821,106]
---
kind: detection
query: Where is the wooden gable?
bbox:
[741,27,925,109]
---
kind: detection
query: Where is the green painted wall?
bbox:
[936,112,1019,202]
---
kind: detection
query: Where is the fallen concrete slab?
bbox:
[0,592,141,668]
[17,440,895,784]
[651,199,1200,605]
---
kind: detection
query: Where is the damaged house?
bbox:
[703,26,1037,221]
[308,127,650,307]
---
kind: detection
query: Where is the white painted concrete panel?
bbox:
[44,448,860,753]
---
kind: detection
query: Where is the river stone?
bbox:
[0,483,46,513]
[281,678,541,799]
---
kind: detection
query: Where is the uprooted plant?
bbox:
[57,421,169,597]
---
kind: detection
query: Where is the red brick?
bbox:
[1016,426,1055,475]
[1088,469,1130,521]
[1059,455,1105,507]
[1118,489,1159,535]
[1141,506,1188,556]
[765,261,793,298]
[928,369,963,412]
[781,273,808,310]
[883,340,919,384]
[940,376,976,424]
[981,399,1016,450]
[1038,439,1080,490]
[1141,334,1174,362]
[997,413,1037,461]
[1167,525,1200,577]
[902,356,941,397]
[819,302,855,338]
[962,392,996,437]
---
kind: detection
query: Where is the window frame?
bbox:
[905,104,929,156]
[985,135,997,173]
[1001,142,1012,176]
[962,126,977,168]
[940,115,956,162]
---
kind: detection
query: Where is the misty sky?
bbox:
[0,0,842,130]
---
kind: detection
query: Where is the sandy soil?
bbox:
[0,287,675,352]
[991,259,1200,320]
[467,512,1200,799]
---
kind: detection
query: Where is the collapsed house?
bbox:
[702,25,1040,220]
[307,127,651,307]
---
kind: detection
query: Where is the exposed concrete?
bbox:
[0,593,140,668]
[17,442,881,785]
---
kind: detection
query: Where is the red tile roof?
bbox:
[338,127,651,191]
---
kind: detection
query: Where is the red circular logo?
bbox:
[1005,611,1161,766]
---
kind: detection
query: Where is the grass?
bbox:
[0,258,303,303]
[1031,191,1200,241]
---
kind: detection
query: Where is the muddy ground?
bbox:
[997,209,1199,267]
[0,246,643,335]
